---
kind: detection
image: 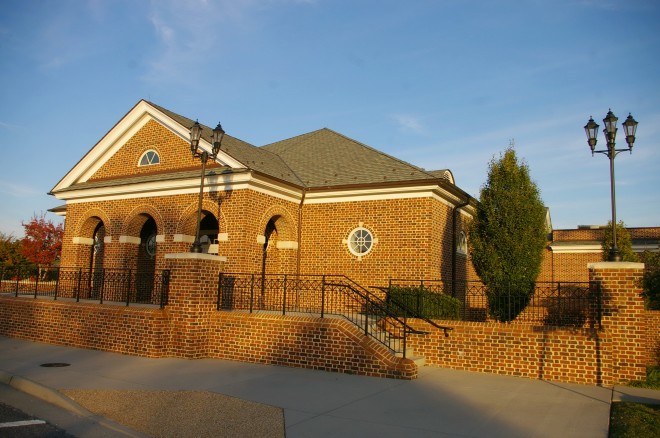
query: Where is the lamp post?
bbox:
[189,120,225,253]
[584,110,638,262]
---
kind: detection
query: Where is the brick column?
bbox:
[589,262,646,385]
[164,253,226,358]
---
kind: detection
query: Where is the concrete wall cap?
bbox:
[164,252,227,262]
[588,261,645,270]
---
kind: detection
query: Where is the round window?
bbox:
[146,234,157,257]
[347,227,374,257]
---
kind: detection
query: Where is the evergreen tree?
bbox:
[469,147,547,322]
[601,221,638,262]
[640,251,660,310]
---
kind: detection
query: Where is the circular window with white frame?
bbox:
[345,225,377,259]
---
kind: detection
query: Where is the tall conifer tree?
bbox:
[469,147,547,322]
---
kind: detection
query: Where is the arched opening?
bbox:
[199,212,220,253]
[259,217,280,309]
[261,218,279,275]
[88,222,105,298]
[136,217,157,303]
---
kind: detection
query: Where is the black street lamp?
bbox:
[189,120,225,253]
[584,110,638,261]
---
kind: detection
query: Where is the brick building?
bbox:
[50,100,478,287]
[3,99,655,384]
[543,225,660,282]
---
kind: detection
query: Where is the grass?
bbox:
[609,402,660,438]
[608,365,660,437]
[628,366,660,390]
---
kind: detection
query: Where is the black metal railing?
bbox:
[387,279,601,328]
[217,273,434,357]
[0,266,170,308]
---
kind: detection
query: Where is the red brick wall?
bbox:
[207,312,415,379]
[545,252,602,283]
[590,263,647,383]
[299,197,459,287]
[644,311,660,365]
[541,227,660,283]
[0,255,417,379]
[406,320,606,384]
[0,260,654,384]
[60,190,302,275]
[90,119,202,180]
[0,297,171,357]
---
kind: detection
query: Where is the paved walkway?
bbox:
[1,336,658,437]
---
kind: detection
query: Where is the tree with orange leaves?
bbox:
[20,213,63,269]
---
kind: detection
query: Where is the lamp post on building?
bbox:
[189,120,225,253]
[584,110,638,262]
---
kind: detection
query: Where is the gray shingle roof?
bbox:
[55,101,457,196]
[261,128,444,188]
[148,102,303,186]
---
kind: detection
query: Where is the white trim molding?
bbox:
[173,234,196,243]
[72,237,94,245]
[119,236,141,245]
[276,241,298,250]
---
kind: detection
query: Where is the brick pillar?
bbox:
[589,262,646,385]
[164,253,226,358]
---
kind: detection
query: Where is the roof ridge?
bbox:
[258,146,308,188]
[261,127,331,148]
[303,128,442,180]
[144,101,304,186]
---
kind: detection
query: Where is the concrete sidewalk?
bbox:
[1,336,657,437]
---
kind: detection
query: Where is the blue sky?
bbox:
[1,0,659,237]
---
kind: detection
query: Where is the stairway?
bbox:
[359,314,427,366]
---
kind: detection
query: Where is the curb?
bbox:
[0,369,149,438]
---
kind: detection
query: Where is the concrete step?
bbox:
[395,351,426,366]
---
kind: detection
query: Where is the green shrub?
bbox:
[387,286,462,320]
[640,251,660,310]
[486,280,535,323]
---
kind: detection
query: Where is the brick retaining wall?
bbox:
[0,259,653,384]
[646,310,660,366]
[405,320,607,384]
[0,297,171,357]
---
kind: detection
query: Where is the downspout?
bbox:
[452,196,471,297]
[296,188,307,278]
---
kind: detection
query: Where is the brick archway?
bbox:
[69,209,111,270]
[176,200,225,237]
[259,206,297,275]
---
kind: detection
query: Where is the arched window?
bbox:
[457,231,468,255]
[138,150,160,166]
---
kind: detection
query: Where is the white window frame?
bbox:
[345,225,377,259]
[138,149,161,167]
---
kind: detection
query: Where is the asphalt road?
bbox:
[0,401,73,437]
[0,383,142,438]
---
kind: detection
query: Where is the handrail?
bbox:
[324,278,428,335]
[372,285,453,337]
[217,273,437,357]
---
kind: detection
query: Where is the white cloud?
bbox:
[0,181,39,197]
[391,114,424,134]
[0,121,17,129]
[142,0,316,84]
